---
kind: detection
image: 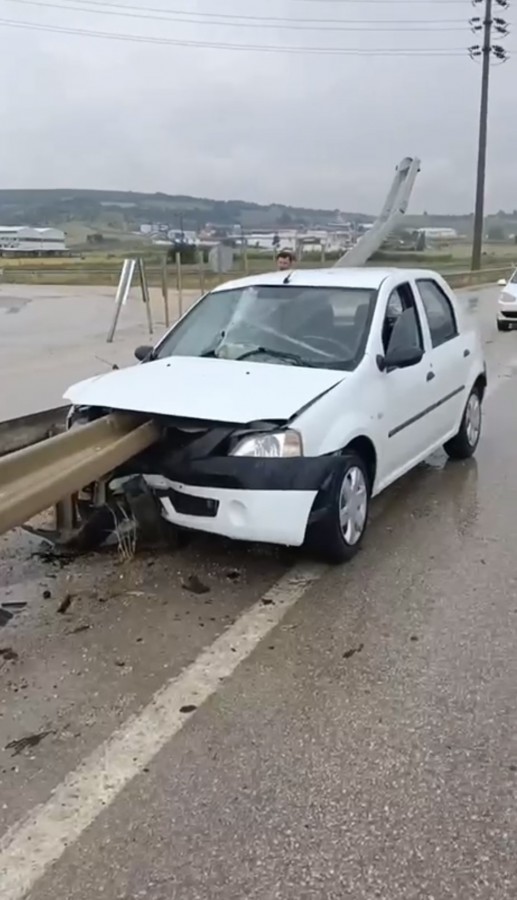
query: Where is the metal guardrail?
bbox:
[446,266,513,288]
[1,261,514,286]
[0,406,69,458]
[0,413,159,537]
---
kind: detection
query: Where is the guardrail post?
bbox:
[176,252,184,318]
[197,249,205,296]
[137,257,154,337]
[54,495,76,540]
[107,258,136,343]
[161,256,170,328]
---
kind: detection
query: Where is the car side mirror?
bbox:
[134,344,154,362]
[497,278,507,286]
[378,345,424,372]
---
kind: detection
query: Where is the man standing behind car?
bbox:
[276,248,296,271]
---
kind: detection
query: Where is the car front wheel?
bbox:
[444,385,482,460]
[306,451,370,564]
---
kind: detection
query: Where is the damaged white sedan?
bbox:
[65,267,486,563]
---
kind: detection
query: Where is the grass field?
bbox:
[1,242,515,289]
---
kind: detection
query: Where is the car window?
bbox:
[511,269,517,284]
[382,283,423,354]
[416,279,458,348]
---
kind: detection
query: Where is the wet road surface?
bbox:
[0,284,198,420]
[0,285,516,898]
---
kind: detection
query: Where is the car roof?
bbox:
[211,267,443,293]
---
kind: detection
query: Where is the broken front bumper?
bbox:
[141,456,342,547]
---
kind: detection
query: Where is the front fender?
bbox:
[294,382,381,457]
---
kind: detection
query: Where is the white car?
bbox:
[65,267,486,563]
[496,269,517,331]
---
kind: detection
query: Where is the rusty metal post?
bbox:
[137,257,153,337]
[54,495,76,540]
[197,249,205,295]
[161,255,170,328]
[176,251,184,318]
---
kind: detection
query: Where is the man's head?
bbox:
[276,248,295,271]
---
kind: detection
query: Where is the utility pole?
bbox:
[469,0,509,270]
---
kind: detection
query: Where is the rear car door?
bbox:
[413,278,468,438]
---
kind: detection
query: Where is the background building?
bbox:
[0,226,67,256]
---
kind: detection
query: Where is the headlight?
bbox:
[231,429,303,458]
[500,292,516,303]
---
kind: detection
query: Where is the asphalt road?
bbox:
[0,284,199,420]
[0,285,516,899]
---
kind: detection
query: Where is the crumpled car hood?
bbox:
[64,356,345,425]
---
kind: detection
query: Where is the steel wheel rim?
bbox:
[338,466,368,545]
[465,392,481,446]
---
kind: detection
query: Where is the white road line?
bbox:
[0,563,326,900]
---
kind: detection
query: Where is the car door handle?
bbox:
[463,349,471,358]
[426,371,435,382]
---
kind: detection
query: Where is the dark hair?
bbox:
[276,248,295,261]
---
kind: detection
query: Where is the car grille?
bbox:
[501,311,517,320]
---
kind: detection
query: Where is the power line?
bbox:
[0,16,469,54]
[3,0,470,30]
[282,0,472,4]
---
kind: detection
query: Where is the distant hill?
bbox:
[0,188,516,241]
[0,188,362,234]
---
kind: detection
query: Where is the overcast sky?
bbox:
[0,0,514,213]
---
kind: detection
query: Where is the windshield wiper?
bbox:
[235,346,314,367]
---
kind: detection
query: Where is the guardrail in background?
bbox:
[0,406,69,458]
[1,260,514,289]
[445,266,512,289]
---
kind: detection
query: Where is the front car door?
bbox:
[374,281,437,485]
[413,277,469,439]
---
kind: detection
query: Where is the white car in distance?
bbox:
[66,267,487,564]
[496,269,517,331]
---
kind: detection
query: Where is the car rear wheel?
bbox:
[305,451,370,564]
[497,320,511,332]
[444,385,482,460]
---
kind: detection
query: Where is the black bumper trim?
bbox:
[155,456,343,493]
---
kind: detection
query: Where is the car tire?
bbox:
[444,385,482,460]
[497,320,510,332]
[305,451,370,564]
